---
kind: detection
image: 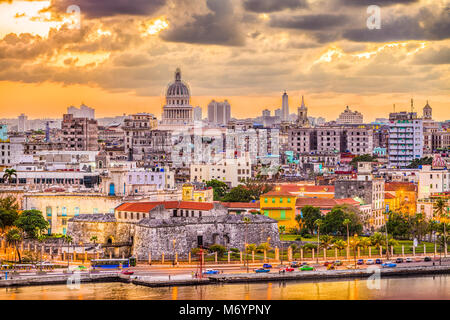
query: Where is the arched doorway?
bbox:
[108,183,115,196]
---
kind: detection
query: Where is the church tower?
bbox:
[423,100,432,120]
[297,95,310,127]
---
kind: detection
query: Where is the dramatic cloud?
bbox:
[343,7,450,42]
[160,0,245,46]
[269,14,348,30]
[335,0,419,7]
[50,0,167,18]
[413,46,450,65]
[243,0,308,13]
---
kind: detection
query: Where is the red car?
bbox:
[121,269,134,275]
[279,267,295,273]
[323,261,333,266]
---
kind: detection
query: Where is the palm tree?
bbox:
[343,219,351,248]
[434,198,448,255]
[279,225,286,265]
[295,214,302,234]
[2,169,17,184]
[64,235,73,269]
[290,243,298,260]
[314,219,323,263]
[349,235,360,267]
[359,237,371,256]
[37,235,46,272]
[90,236,98,260]
[333,239,347,257]
[6,227,22,264]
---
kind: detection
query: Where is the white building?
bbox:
[161,68,193,126]
[418,158,450,199]
[190,156,252,188]
[0,136,26,166]
[67,104,95,119]
[193,106,203,122]
[281,92,289,122]
[388,112,423,168]
[337,106,363,124]
[18,114,28,132]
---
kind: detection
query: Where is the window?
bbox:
[62,207,67,216]
[93,208,98,214]
[280,210,286,220]
[287,198,291,203]
[264,210,269,216]
[74,207,80,216]
[280,198,283,203]
[264,198,268,203]
[272,198,275,203]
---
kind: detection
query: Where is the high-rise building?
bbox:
[161,68,193,126]
[67,104,95,119]
[281,91,289,122]
[61,114,99,151]
[337,106,363,124]
[18,113,28,132]
[388,111,423,168]
[262,109,271,117]
[207,100,231,125]
[274,108,282,118]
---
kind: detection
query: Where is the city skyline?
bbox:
[0,0,449,121]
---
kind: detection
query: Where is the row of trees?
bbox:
[295,205,363,237]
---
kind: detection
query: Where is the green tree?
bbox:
[222,185,253,202]
[382,212,409,239]
[205,179,229,201]
[320,235,334,251]
[300,206,323,235]
[350,154,376,168]
[2,168,17,184]
[322,205,363,236]
[15,210,49,239]
[0,207,19,234]
[209,244,227,258]
[343,218,351,248]
[246,243,257,253]
[64,235,73,269]
[406,157,432,169]
[6,227,23,263]
[369,232,385,247]
[333,239,347,256]
[244,179,273,200]
[294,214,302,233]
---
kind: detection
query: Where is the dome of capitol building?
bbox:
[166,68,190,106]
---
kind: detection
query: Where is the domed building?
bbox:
[161,68,193,126]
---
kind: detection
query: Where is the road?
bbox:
[2,256,449,280]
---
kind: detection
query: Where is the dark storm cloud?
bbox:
[160,0,245,46]
[335,0,419,7]
[343,7,450,42]
[242,0,308,13]
[269,14,348,30]
[51,0,166,18]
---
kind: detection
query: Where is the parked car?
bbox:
[323,261,333,266]
[280,267,295,272]
[424,256,432,262]
[366,259,375,265]
[375,259,382,264]
[357,259,364,265]
[405,257,413,263]
[300,262,309,266]
[381,262,397,268]
[263,263,272,269]
[203,269,220,275]
[254,268,270,273]
[290,261,299,268]
[395,258,404,263]
[334,260,343,266]
[326,264,335,270]
[300,265,314,271]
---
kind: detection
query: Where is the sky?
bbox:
[0,0,448,122]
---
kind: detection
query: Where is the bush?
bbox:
[302,233,313,239]
[209,244,227,257]
[230,247,240,253]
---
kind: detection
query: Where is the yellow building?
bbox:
[385,182,417,215]
[260,190,297,230]
[182,184,214,202]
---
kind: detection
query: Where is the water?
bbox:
[1,275,450,300]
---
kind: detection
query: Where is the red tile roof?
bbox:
[385,182,417,192]
[262,190,295,197]
[260,207,293,211]
[116,201,214,213]
[384,193,396,199]
[295,197,360,208]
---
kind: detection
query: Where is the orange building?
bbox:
[384,182,417,215]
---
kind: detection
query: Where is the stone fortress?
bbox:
[67,201,280,260]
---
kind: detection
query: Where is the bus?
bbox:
[91,259,129,269]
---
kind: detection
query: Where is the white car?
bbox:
[366,259,375,265]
